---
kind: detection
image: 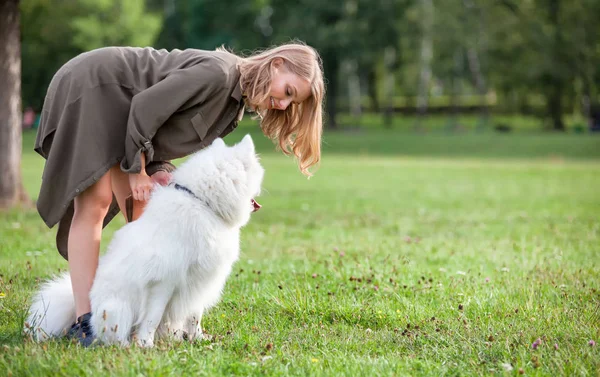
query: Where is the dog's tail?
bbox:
[25,273,76,341]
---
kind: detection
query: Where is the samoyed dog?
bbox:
[26,135,264,347]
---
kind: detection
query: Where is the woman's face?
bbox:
[260,59,311,111]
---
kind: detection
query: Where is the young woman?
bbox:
[34,41,325,345]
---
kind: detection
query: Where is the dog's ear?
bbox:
[212,138,226,148]
[237,134,255,156]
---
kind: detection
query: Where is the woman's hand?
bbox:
[150,171,172,187]
[129,172,154,202]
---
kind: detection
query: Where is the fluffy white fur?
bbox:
[26,135,264,347]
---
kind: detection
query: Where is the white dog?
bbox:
[26,135,264,347]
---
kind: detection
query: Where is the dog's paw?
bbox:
[186,330,207,343]
[171,329,187,342]
[184,317,205,342]
[157,323,187,342]
[136,337,154,348]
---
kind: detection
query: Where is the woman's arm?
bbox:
[120,62,225,175]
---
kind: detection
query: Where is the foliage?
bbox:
[70,0,162,51]
[20,0,162,110]
[18,0,600,129]
[152,0,268,51]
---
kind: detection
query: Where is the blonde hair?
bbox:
[220,41,325,177]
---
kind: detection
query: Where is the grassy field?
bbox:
[1,123,599,376]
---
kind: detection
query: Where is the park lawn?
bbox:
[1,127,599,376]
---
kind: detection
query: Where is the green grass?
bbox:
[1,124,599,376]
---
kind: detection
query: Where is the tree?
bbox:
[343,0,403,128]
[268,0,402,129]
[268,0,346,129]
[21,0,163,110]
[485,0,594,130]
[541,0,568,131]
[70,0,162,51]
[415,0,434,130]
[462,0,490,130]
[21,0,87,110]
[0,0,30,209]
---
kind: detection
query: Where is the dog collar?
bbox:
[171,182,200,200]
[169,182,219,216]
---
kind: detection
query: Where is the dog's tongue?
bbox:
[251,199,261,212]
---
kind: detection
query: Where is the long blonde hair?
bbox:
[220,41,325,177]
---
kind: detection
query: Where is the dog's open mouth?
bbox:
[251,199,261,212]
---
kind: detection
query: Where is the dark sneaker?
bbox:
[66,312,96,347]
[66,321,80,339]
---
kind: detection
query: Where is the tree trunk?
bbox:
[547,0,565,131]
[576,10,596,130]
[415,0,433,131]
[463,0,489,131]
[547,87,565,131]
[366,68,379,113]
[323,53,338,129]
[0,0,31,209]
[581,74,594,130]
[383,46,396,128]
[447,49,463,131]
[466,47,489,130]
[344,60,362,119]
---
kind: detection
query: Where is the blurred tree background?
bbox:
[19,0,600,132]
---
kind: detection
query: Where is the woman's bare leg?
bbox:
[110,165,146,222]
[68,170,113,317]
